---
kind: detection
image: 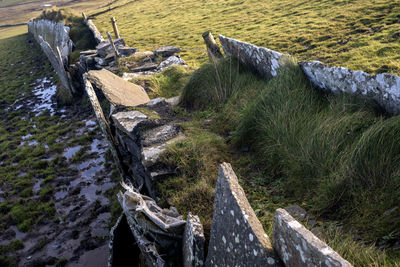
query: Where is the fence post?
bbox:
[106,31,120,64]
[111,17,120,39]
[82,12,87,21]
[202,30,223,62]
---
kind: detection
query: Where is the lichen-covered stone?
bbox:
[205,163,281,266]
[273,208,352,267]
[87,69,150,107]
[219,35,290,80]
[158,56,185,71]
[154,46,181,57]
[111,110,150,140]
[141,124,181,147]
[166,96,180,106]
[299,61,400,115]
[183,213,205,267]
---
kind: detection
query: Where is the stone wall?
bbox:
[219,35,400,115]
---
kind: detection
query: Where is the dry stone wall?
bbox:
[219,35,400,115]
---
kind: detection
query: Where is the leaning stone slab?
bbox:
[96,38,125,58]
[183,213,205,267]
[84,19,105,44]
[219,35,290,80]
[205,163,281,266]
[87,69,150,107]
[299,61,400,115]
[273,208,352,267]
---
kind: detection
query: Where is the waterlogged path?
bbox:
[0,34,118,266]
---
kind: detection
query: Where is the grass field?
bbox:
[92,0,400,73]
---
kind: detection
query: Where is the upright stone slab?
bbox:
[219,35,290,80]
[273,209,352,267]
[299,61,400,115]
[87,69,150,107]
[205,163,281,266]
[183,213,205,267]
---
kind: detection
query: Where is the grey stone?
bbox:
[284,205,307,222]
[122,71,157,81]
[154,46,181,57]
[80,49,97,56]
[183,213,205,267]
[141,124,181,147]
[299,61,400,115]
[131,63,158,72]
[273,208,352,267]
[166,96,180,106]
[144,97,166,107]
[157,55,185,71]
[111,110,150,140]
[141,134,185,168]
[96,38,125,58]
[205,163,281,266]
[219,34,291,80]
[87,69,150,107]
[94,55,113,66]
[118,46,138,57]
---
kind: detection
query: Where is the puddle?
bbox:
[55,190,68,200]
[85,120,97,128]
[79,181,114,203]
[90,139,107,154]
[10,226,27,240]
[63,145,82,160]
[32,77,57,116]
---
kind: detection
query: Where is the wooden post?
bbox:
[106,31,120,64]
[202,30,223,62]
[111,17,120,39]
[82,12,87,21]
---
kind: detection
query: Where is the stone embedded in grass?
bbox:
[117,46,138,57]
[157,55,185,71]
[131,62,158,72]
[141,124,181,147]
[87,69,150,107]
[205,162,280,266]
[154,46,181,57]
[273,208,352,267]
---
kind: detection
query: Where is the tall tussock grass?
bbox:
[232,62,400,245]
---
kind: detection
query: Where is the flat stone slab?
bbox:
[141,135,185,168]
[111,110,150,140]
[205,163,281,266]
[219,35,290,80]
[141,124,181,147]
[299,61,400,115]
[131,63,158,72]
[183,213,205,267]
[87,69,150,107]
[273,208,352,267]
[154,46,181,57]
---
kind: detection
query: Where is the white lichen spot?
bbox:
[236,219,240,225]
[321,247,332,255]
[235,235,240,243]
[267,257,275,265]
[214,246,217,251]
[249,233,254,242]
[230,210,235,216]
[288,220,302,229]
[222,235,226,244]
[253,249,258,256]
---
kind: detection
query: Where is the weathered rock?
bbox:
[158,55,185,70]
[141,124,181,147]
[118,46,138,57]
[111,110,153,140]
[94,55,113,66]
[87,69,150,107]
[273,208,352,267]
[122,71,156,81]
[28,19,73,62]
[299,61,400,115]
[183,213,205,267]
[131,63,158,72]
[80,49,97,56]
[205,163,281,266]
[144,97,166,108]
[219,34,291,79]
[132,51,155,62]
[141,134,185,168]
[96,39,125,58]
[154,46,181,57]
[166,96,180,106]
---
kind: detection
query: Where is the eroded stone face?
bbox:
[111,110,149,139]
[154,46,181,57]
[219,35,289,80]
[273,209,352,267]
[183,213,205,267]
[299,61,400,115]
[205,163,281,266]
